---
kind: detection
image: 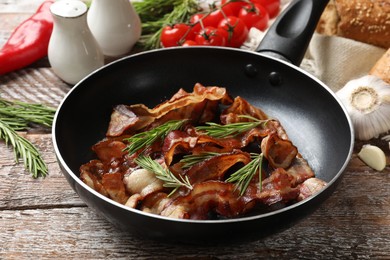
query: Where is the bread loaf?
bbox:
[369,48,390,84]
[316,0,390,49]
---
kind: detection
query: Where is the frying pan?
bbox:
[53,0,354,241]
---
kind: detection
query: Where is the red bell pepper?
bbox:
[0,0,54,75]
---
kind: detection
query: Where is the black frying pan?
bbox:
[53,0,354,241]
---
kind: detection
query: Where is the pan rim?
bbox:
[52,45,355,224]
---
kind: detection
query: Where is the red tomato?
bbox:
[189,13,204,39]
[221,0,247,16]
[195,26,227,46]
[250,0,280,18]
[182,40,198,46]
[238,3,269,31]
[202,5,234,27]
[160,23,191,47]
[218,16,248,48]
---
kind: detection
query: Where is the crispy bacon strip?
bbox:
[92,139,127,166]
[101,173,129,204]
[298,178,327,201]
[242,168,300,206]
[162,130,198,166]
[184,150,251,184]
[80,160,108,196]
[107,83,232,136]
[221,96,268,124]
[286,157,315,185]
[261,133,298,169]
[141,192,171,215]
[161,181,248,220]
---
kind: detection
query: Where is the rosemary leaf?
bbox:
[196,115,269,138]
[0,120,48,178]
[180,152,220,169]
[135,155,193,196]
[226,153,263,196]
[0,97,55,178]
[0,98,56,127]
[124,119,187,155]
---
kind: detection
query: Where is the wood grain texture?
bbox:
[0,2,389,259]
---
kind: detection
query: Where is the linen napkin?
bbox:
[307,33,386,92]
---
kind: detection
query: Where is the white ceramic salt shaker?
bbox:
[48,0,104,85]
[87,0,142,57]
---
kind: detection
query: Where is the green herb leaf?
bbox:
[179,152,220,169]
[0,120,48,178]
[226,153,263,196]
[124,119,187,155]
[0,98,56,127]
[135,155,193,196]
[0,98,55,178]
[196,115,269,138]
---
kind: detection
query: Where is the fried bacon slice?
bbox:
[106,83,232,136]
[80,83,325,220]
[161,181,248,220]
[184,150,251,184]
[221,96,268,124]
[261,133,298,169]
[298,178,327,201]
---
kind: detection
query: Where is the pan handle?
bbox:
[256,0,329,66]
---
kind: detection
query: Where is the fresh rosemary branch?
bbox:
[180,152,220,169]
[0,98,56,127]
[226,153,263,196]
[0,120,48,178]
[134,0,200,50]
[124,119,187,155]
[135,155,193,196]
[196,115,269,138]
[0,97,56,178]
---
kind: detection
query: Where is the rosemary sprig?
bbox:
[226,153,263,196]
[0,97,56,178]
[0,120,48,178]
[135,155,193,196]
[196,115,269,138]
[0,98,56,127]
[180,152,220,169]
[134,0,200,50]
[124,119,187,155]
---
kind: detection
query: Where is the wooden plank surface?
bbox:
[0,0,389,259]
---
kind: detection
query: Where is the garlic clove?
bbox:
[337,75,390,141]
[358,144,387,171]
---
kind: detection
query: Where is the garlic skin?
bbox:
[336,75,390,140]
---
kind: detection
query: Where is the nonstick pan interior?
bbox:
[53,47,354,239]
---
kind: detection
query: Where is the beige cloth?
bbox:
[307,33,386,92]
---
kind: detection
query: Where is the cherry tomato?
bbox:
[189,13,205,39]
[250,0,280,18]
[182,40,198,46]
[218,16,248,48]
[195,26,227,46]
[221,0,247,16]
[238,3,269,31]
[202,5,234,27]
[160,23,191,48]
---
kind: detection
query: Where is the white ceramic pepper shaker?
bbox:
[87,0,142,58]
[48,0,104,85]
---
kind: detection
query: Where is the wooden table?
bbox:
[1,1,389,259]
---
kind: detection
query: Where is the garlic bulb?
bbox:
[336,75,390,141]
